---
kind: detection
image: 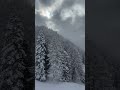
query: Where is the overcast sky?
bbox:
[35,0,85,50]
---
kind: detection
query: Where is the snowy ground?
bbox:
[35,80,85,90]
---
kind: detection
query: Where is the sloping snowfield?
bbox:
[35,80,85,90]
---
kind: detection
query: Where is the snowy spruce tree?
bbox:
[47,34,72,82]
[47,36,63,81]
[35,29,49,81]
[63,40,85,83]
[73,48,85,83]
[0,15,26,90]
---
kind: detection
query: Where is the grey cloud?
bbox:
[35,0,40,9]
[35,13,47,26]
[39,0,55,6]
[61,0,84,9]
[51,15,85,50]
[35,0,85,50]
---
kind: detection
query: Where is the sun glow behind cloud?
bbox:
[37,8,52,19]
[35,7,52,19]
[35,0,63,19]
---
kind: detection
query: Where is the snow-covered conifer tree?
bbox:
[73,48,85,83]
[47,35,72,82]
[0,15,26,90]
[63,40,85,83]
[35,29,47,81]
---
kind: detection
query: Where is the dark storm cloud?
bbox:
[35,0,85,50]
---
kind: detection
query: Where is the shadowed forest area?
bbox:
[0,0,35,90]
[86,39,120,90]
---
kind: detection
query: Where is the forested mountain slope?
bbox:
[35,26,85,84]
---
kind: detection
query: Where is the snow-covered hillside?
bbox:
[35,80,85,90]
[35,26,85,86]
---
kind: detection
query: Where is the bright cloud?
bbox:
[46,21,59,32]
[60,4,85,23]
[35,0,63,19]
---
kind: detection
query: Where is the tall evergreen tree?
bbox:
[73,47,85,83]
[35,30,47,81]
[47,36,63,81]
[63,40,85,83]
[47,35,72,82]
[0,15,26,90]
